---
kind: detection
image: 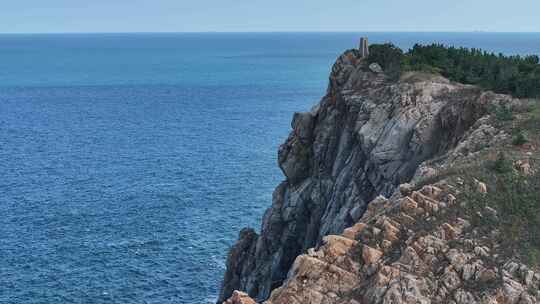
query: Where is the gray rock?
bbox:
[369,62,383,73]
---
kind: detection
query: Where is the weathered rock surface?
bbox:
[225,184,540,304]
[223,291,257,304]
[218,49,519,302]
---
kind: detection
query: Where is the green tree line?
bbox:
[368,43,540,98]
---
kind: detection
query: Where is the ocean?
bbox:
[1,32,539,304]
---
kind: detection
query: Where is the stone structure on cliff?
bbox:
[218,48,537,304]
[359,37,369,58]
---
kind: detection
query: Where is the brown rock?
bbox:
[322,235,358,259]
[224,291,257,304]
[442,223,460,240]
[475,179,488,194]
[420,185,443,199]
[383,220,400,242]
[362,245,383,265]
[342,223,367,240]
[412,191,440,213]
[400,197,419,213]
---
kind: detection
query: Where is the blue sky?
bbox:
[1,0,538,33]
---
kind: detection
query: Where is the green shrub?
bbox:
[493,105,514,121]
[512,132,528,146]
[491,152,514,174]
[367,43,540,98]
[368,43,404,80]
[526,248,540,268]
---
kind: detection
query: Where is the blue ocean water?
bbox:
[1,32,539,304]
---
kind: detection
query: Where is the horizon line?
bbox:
[1,30,540,35]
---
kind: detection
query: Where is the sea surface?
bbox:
[1,32,539,304]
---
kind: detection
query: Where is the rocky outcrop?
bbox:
[225,182,540,304]
[218,49,517,302]
[223,291,257,304]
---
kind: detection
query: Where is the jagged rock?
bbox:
[231,180,540,304]
[219,229,258,302]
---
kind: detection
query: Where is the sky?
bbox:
[1,0,539,33]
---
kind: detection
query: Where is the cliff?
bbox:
[218,49,540,303]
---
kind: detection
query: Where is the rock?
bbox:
[362,245,383,265]
[322,235,358,259]
[223,291,257,304]
[474,246,490,257]
[219,229,258,302]
[479,269,497,283]
[348,204,365,222]
[442,223,460,240]
[369,62,383,73]
[447,249,470,272]
[399,183,413,196]
[342,222,367,239]
[382,220,400,242]
[453,290,477,304]
[484,206,498,217]
[503,277,525,304]
[401,197,419,213]
[446,194,457,206]
[442,267,462,290]
[515,160,533,175]
[474,179,488,194]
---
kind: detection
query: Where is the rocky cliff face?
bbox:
[218,49,530,303]
[239,181,540,304]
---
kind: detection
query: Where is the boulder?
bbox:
[369,62,383,73]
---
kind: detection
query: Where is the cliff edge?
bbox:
[218,49,539,303]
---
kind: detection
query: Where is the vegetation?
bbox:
[368,43,540,98]
[492,104,514,121]
[512,131,528,146]
[367,43,403,80]
[462,163,540,268]
[522,102,540,132]
[490,152,515,174]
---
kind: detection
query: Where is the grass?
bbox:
[459,158,540,269]
[521,100,540,133]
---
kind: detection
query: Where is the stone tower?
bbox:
[359,37,369,58]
